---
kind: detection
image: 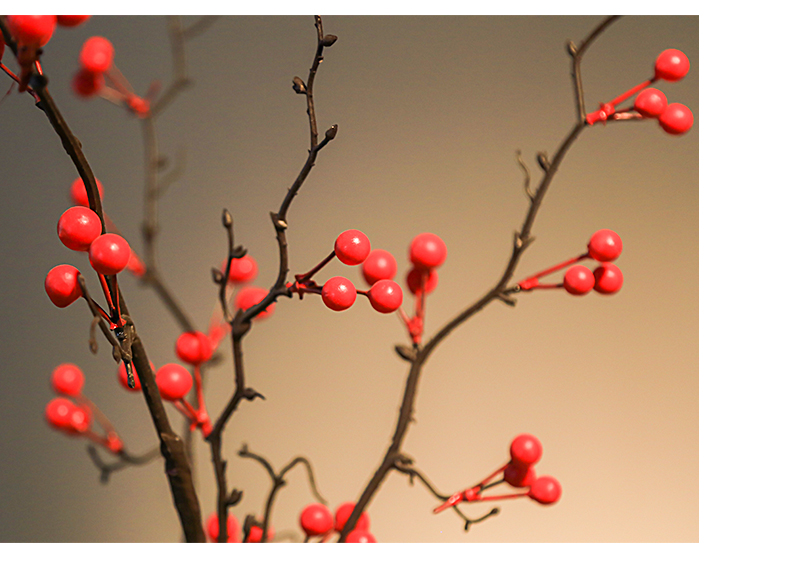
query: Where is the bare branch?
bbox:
[87,445,160,484]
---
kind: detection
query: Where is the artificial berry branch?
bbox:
[338,14,623,541]
[3,14,205,540]
[238,444,327,543]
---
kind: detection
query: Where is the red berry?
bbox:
[51,363,85,397]
[409,233,447,270]
[510,434,543,468]
[322,276,356,311]
[69,405,92,434]
[528,475,562,505]
[7,15,57,47]
[367,279,403,314]
[346,530,377,543]
[406,267,438,295]
[654,48,690,82]
[334,229,371,266]
[563,265,594,296]
[247,525,274,543]
[227,255,258,284]
[45,264,82,308]
[57,15,91,27]
[634,87,667,118]
[57,206,102,251]
[587,229,622,262]
[70,177,104,207]
[79,36,114,74]
[593,262,623,295]
[155,363,193,401]
[659,103,694,135]
[175,332,213,365]
[45,398,77,431]
[89,233,131,275]
[72,68,104,98]
[300,503,333,537]
[234,286,275,319]
[334,502,371,533]
[504,462,536,488]
[117,361,154,392]
[361,249,397,286]
[206,512,240,542]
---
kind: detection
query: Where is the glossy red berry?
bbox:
[409,233,447,270]
[175,331,213,366]
[346,530,377,543]
[335,229,371,266]
[57,15,91,27]
[79,36,114,74]
[234,286,275,319]
[659,103,694,135]
[504,462,536,488]
[7,15,57,47]
[634,87,667,118]
[528,475,562,505]
[247,525,274,543]
[117,361,154,392]
[322,276,356,311]
[51,363,85,397]
[587,229,622,262]
[593,262,623,295]
[206,512,240,542]
[89,234,131,275]
[227,255,258,284]
[45,398,77,431]
[45,264,82,308]
[155,363,193,402]
[334,502,371,533]
[406,267,438,295]
[367,279,403,314]
[510,434,542,468]
[563,265,594,296]
[654,49,690,82]
[361,249,397,286]
[72,68,104,98]
[70,177,105,207]
[300,503,334,537]
[57,206,102,251]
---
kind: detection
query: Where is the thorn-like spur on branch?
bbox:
[537,151,551,172]
[392,461,501,532]
[340,16,620,543]
[227,489,243,508]
[87,445,160,484]
[395,344,418,362]
[516,150,533,200]
[217,209,236,322]
[292,76,307,94]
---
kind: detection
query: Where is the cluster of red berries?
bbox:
[4,16,90,92]
[225,254,277,322]
[45,363,123,454]
[434,433,561,514]
[359,232,447,344]
[587,49,694,135]
[288,229,403,315]
[517,229,623,297]
[300,502,376,542]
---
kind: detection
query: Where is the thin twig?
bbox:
[87,445,160,484]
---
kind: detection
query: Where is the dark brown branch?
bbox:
[568,16,621,122]
[239,445,326,543]
[87,445,160,484]
[339,16,619,542]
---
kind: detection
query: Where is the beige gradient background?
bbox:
[0,16,697,542]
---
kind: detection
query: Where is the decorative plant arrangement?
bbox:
[0,15,696,542]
